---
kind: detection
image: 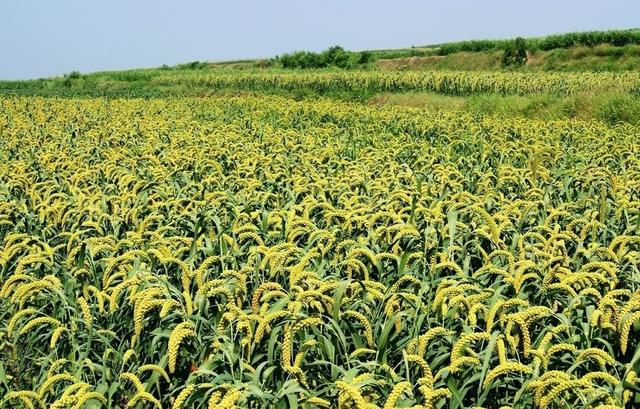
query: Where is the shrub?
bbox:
[273,46,372,69]
[357,50,374,65]
[62,71,82,88]
[502,38,528,67]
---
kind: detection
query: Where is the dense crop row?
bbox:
[1,95,640,408]
[435,29,640,55]
[2,68,640,101]
[153,70,640,96]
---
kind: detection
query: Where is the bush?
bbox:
[273,46,373,69]
[323,46,352,68]
[502,38,528,67]
[357,50,374,65]
[62,71,82,88]
[174,61,208,70]
[66,71,82,79]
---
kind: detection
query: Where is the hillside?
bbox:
[1,27,640,126]
[376,44,640,71]
[209,28,640,71]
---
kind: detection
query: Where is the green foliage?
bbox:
[537,28,640,50]
[175,61,209,70]
[596,93,640,124]
[65,70,82,79]
[372,91,640,126]
[62,71,82,88]
[437,39,513,55]
[433,28,640,55]
[368,48,431,60]
[502,37,528,67]
[273,45,372,69]
[527,44,640,72]
[357,50,374,65]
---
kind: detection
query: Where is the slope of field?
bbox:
[200,28,640,70]
[376,44,640,72]
[1,95,639,408]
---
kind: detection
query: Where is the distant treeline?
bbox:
[270,46,374,69]
[435,28,640,55]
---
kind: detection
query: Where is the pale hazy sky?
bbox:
[1,0,638,80]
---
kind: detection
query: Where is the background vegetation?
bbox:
[1,28,640,125]
[271,46,374,69]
